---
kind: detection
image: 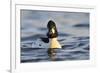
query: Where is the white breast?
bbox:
[50,38,62,48]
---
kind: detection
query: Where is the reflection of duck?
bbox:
[32,20,62,49]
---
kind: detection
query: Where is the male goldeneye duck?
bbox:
[32,20,62,49]
[47,20,62,49]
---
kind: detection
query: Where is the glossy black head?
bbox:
[47,20,58,38]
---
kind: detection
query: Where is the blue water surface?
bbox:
[21,10,89,63]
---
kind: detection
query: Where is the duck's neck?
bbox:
[50,38,62,49]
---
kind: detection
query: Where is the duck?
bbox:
[47,20,62,49]
[31,20,62,49]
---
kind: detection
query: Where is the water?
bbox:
[21,10,89,63]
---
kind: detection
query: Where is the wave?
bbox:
[73,24,89,28]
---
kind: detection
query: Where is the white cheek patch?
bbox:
[51,28,55,34]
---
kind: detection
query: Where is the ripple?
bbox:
[83,45,89,50]
[21,34,46,41]
[69,51,87,54]
[21,58,42,63]
[73,24,89,28]
[59,33,71,37]
[21,48,45,51]
[73,36,89,40]
[62,42,79,49]
[38,28,47,31]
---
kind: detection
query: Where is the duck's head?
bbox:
[47,20,58,38]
